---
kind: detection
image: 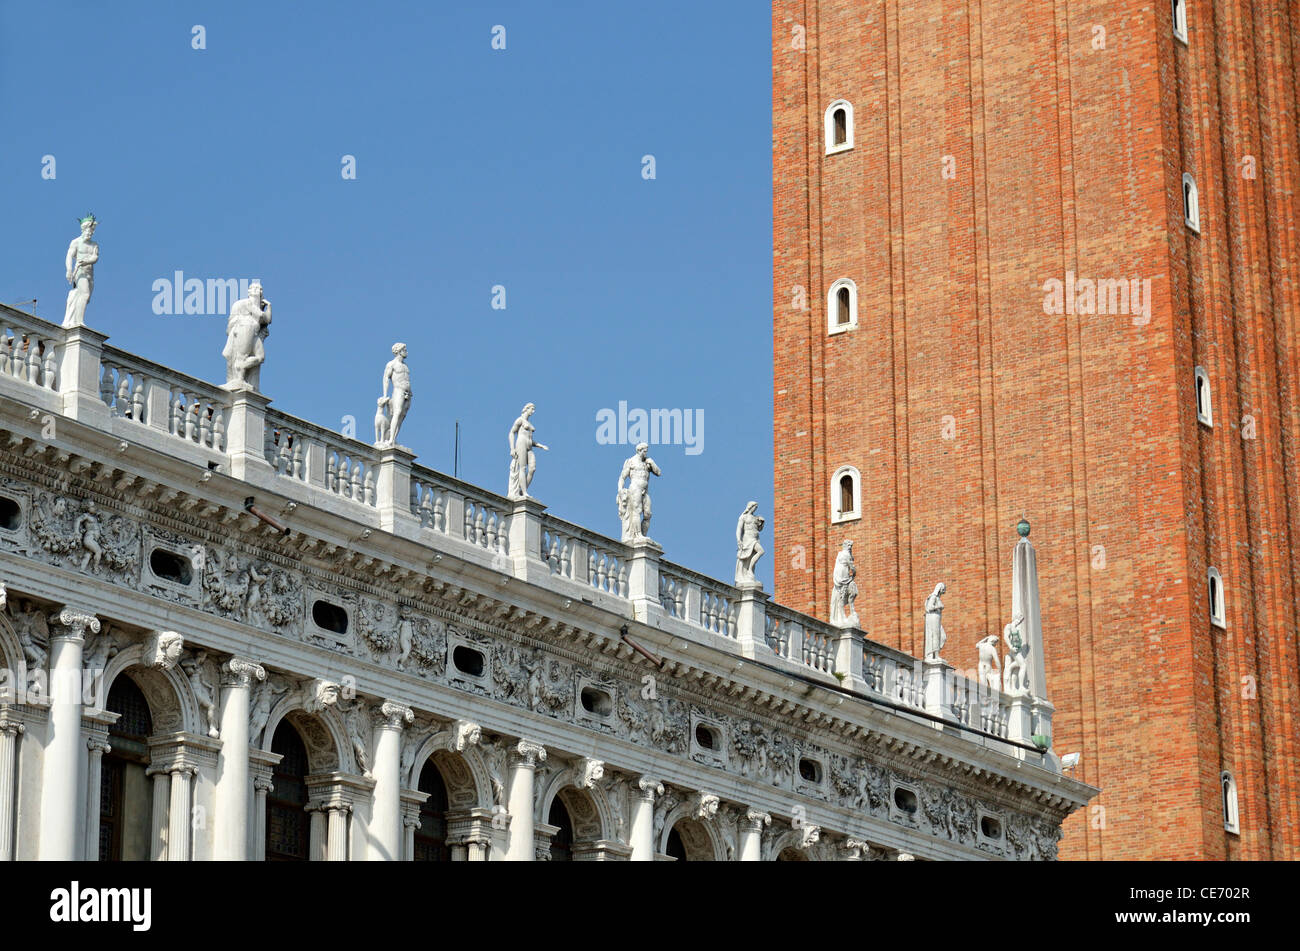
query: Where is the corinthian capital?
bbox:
[53,607,100,641]
[221,656,267,688]
[379,700,415,729]
[510,739,547,768]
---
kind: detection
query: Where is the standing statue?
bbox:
[75,500,104,571]
[924,582,947,659]
[507,403,549,500]
[182,651,220,739]
[734,501,765,585]
[223,281,272,389]
[344,699,373,777]
[1002,612,1030,696]
[373,398,390,446]
[977,634,1002,693]
[829,540,860,628]
[375,343,412,447]
[616,443,662,543]
[63,214,100,329]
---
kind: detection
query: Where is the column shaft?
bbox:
[0,723,21,861]
[326,807,349,860]
[84,739,108,860]
[167,768,192,861]
[214,660,261,860]
[37,632,86,859]
[308,807,326,861]
[149,770,169,860]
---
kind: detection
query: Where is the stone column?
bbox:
[84,735,111,860]
[739,809,770,861]
[326,805,350,860]
[505,740,546,861]
[629,776,662,861]
[38,607,98,860]
[214,656,265,860]
[167,766,195,861]
[368,700,414,861]
[0,717,23,861]
[252,775,273,861]
[307,806,326,861]
[148,767,170,860]
[401,801,422,861]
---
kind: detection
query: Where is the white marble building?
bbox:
[0,299,1094,861]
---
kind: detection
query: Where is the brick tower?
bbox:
[772,0,1300,859]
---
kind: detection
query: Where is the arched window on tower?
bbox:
[1207,566,1226,628]
[827,278,858,334]
[1183,173,1200,232]
[1172,0,1188,43]
[1195,366,1213,425]
[831,465,861,523]
[100,676,153,861]
[824,100,854,154]
[266,720,310,862]
[1221,771,1239,834]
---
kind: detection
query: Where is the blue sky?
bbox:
[0,1,775,588]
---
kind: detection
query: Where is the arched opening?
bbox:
[1183,173,1200,231]
[826,278,857,334]
[831,465,861,522]
[839,475,854,514]
[414,759,450,861]
[824,99,854,153]
[665,825,687,861]
[1195,366,1213,425]
[1221,771,1239,834]
[1207,567,1226,628]
[100,676,153,861]
[1172,0,1188,41]
[266,720,310,861]
[548,798,574,861]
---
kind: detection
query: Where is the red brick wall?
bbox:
[773,0,1300,859]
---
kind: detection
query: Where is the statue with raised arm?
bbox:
[616,442,661,543]
[1002,611,1030,696]
[507,403,548,500]
[223,281,272,389]
[829,540,860,628]
[376,343,412,447]
[75,500,104,571]
[734,501,765,585]
[924,582,947,659]
[63,214,100,328]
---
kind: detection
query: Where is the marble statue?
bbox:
[829,540,860,628]
[924,582,947,659]
[507,403,548,500]
[375,343,411,448]
[616,443,661,543]
[144,630,184,670]
[344,699,373,777]
[223,281,272,389]
[1002,612,1029,696]
[182,650,220,739]
[63,214,99,329]
[734,501,765,585]
[977,634,1001,693]
[373,398,390,447]
[75,500,104,571]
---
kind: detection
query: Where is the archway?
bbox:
[548,797,574,861]
[664,818,719,861]
[266,720,310,861]
[413,759,450,861]
[100,676,153,861]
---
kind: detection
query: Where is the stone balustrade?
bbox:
[0,307,62,397]
[0,301,1036,760]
